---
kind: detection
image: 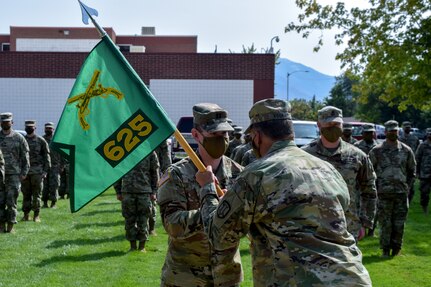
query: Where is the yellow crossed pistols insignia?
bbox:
[67,70,124,130]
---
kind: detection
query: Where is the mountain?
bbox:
[274,58,336,102]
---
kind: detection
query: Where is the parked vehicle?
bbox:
[292,120,319,147]
[171,116,196,162]
[348,122,376,141]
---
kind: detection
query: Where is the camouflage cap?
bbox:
[426,128,431,134]
[245,99,291,133]
[318,106,343,123]
[362,123,376,132]
[193,103,233,133]
[45,122,55,128]
[384,120,399,131]
[402,121,412,128]
[233,126,243,135]
[0,112,13,122]
[343,123,353,131]
[25,120,36,127]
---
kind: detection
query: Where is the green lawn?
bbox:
[1,186,430,287]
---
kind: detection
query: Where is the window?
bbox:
[1,43,10,51]
[118,45,130,52]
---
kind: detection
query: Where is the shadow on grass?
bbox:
[35,250,126,267]
[240,248,250,256]
[80,209,121,216]
[94,201,118,206]
[362,254,393,264]
[73,220,123,229]
[47,235,124,249]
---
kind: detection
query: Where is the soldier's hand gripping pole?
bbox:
[173,129,224,197]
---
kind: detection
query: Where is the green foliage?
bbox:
[324,72,358,117]
[1,187,431,286]
[290,96,324,120]
[286,0,431,110]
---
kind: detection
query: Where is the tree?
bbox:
[290,98,324,121]
[324,72,358,117]
[286,1,431,111]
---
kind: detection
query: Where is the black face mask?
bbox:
[251,133,262,158]
[45,130,53,136]
[386,133,398,141]
[25,127,35,135]
[343,131,352,138]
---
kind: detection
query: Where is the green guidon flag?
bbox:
[52,35,175,212]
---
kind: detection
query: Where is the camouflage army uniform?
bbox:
[342,135,358,144]
[200,140,371,286]
[42,132,62,206]
[0,127,30,226]
[400,126,420,203]
[118,152,159,246]
[415,134,431,212]
[342,123,357,144]
[22,130,51,218]
[354,139,378,155]
[157,155,244,287]
[369,134,416,254]
[241,149,257,166]
[232,142,251,163]
[302,139,377,240]
[59,161,69,199]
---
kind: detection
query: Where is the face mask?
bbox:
[25,127,35,135]
[251,134,262,159]
[321,126,342,143]
[428,135,431,140]
[343,131,352,138]
[1,123,11,131]
[45,130,53,136]
[386,133,398,141]
[404,128,411,134]
[363,133,374,143]
[201,135,229,159]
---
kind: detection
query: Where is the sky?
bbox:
[0,0,368,76]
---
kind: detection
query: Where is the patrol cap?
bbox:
[343,123,353,131]
[402,121,412,128]
[362,124,375,132]
[25,120,36,127]
[0,112,13,122]
[318,106,343,123]
[426,128,431,135]
[384,120,399,131]
[245,99,291,133]
[45,122,55,128]
[193,103,233,133]
[233,126,243,135]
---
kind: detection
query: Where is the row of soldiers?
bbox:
[0,112,67,233]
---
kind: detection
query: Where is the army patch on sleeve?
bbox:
[157,170,171,188]
[217,201,231,219]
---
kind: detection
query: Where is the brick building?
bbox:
[0,26,274,130]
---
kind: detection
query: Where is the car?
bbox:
[348,121,376,141]
[292,120,319,147]
[170,116,197,162]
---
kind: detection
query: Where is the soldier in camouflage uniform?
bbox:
[0,148,5,232]
[225,126,244,158]
[369,120,416,257]
[42,122,62,208]
[415,128,431,215]
[151,140,172,235]
[354,124,378,155]
[240,148,256,166]
[400,121,420,203]
[232,134,251,163]
[196,99,371,286]
[116,152,159,252]
[22,120,51,223]
[157,103,243,287]
[58,162,69,199]
[0,113,30,233]
[342,123,358,144]
[302,106,377,241]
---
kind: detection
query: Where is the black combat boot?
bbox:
[129,241,137,251]
[381,249,390,258]
[42,201,48,208]
[21,213,30,221]
[149,219,157,236]
[0,222,5,233]
[50,201,57,209]
[138,241,146,253]
[392,248,401,256]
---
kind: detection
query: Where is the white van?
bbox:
[292,120,319,147]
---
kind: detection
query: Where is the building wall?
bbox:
[16,38,101,52]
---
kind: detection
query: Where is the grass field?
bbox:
[1,186,430,287]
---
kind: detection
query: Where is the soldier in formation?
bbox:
[354,124,378,155]
[21,120,51,223]
[42,122,62,208]
[399,121,420,203]
[157,103,243,287]
[369,120,416,257]
[341,122,358,144]
[116,151,159,252]
[415,128,431,215]
[225,126,244,157]
[0,113,30,233]
[196,99,372,286]
[302,106,377,241]
[232,133,251,163]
